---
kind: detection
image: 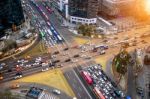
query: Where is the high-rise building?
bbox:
[0,0,25,31]
[98,0,135,17]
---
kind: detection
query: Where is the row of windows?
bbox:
[71,17,95,22]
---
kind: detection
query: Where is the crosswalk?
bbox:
[40,92,59,99]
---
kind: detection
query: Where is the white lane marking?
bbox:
[77,93,81,98]
[72,69,93,99]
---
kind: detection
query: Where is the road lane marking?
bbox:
[72,69,93,99]
[79,87,82,91]
[77,93,81,98]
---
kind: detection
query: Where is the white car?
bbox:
[42,68,49,72]
[81,54,87,58]
[72,59,78,63]
[52,89,61,95]
[100,50,105,55]
[14,75,22,79]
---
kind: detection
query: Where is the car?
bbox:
[47,22,50,26]
[53,60,60,63]
[92,48,98,52]
[1,63,6,66]
[0,65,3,70]
[52,89,61,95]
[85,56,92,59]
[114,90,125,97]
[10,83,20,89]
[72,59,78,63]
[42,68,49,72]
[51,55,56,58]
[81,50,86,53]
[35,57,42,62]
[136,87,143,95]
[99,50,105,55]
[63,48,69,51]
[25,64,32,68]
[81,54,87,58]
[64,59,71,62]
[53,51,59,55]
[73,54,80,58]
[0,73,3,80]
[14,73,23,79]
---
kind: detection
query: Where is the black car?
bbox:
[53,51,59,55]
[64,59,71,62]
[136,87,144,95]
[73,54,80,58]
[63,48,69,51]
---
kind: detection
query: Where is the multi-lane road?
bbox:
[1,0,149,99]
[0,1,97,99]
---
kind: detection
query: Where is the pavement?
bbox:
[0,82,72,99]
[37,2,75,44]
[13,68,75,97]
[64,69,93,99]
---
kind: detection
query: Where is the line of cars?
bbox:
[80,64,126,99]
[0,56,54,81]
[29,0,63,46]
[24,0,63,48]
[24,0,58,47]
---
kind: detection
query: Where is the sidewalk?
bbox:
[0,33,39,62]
[0,82,72,99]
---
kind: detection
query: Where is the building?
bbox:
[0,0,25,31]
[26,87,58,99]
[51,0,136,25]
[98,0,136,17]
[69,0,99,24]
[26,87,45,99]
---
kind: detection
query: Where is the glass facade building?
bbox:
[69,0,88,18]
[69,0,98,18]
[68,0,98,24]
[0,0,25,31]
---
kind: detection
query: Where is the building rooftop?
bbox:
[26,87,44,99]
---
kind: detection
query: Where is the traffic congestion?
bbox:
[80,64,126,99]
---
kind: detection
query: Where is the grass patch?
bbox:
[21,41,47,58]
[74,37,89,45]
[94,56,107,71]
[13,69,75,97]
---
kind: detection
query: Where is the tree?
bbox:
[112,50,131,75]
[77,24,96,37]
[77,24,86,34]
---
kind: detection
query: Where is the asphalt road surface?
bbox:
[37,2,75,43]
[64,69,93,99]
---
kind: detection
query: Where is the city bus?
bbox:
[81,71,93,85]
[93,87,105,99]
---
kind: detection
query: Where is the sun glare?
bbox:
[145,0,150,15]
